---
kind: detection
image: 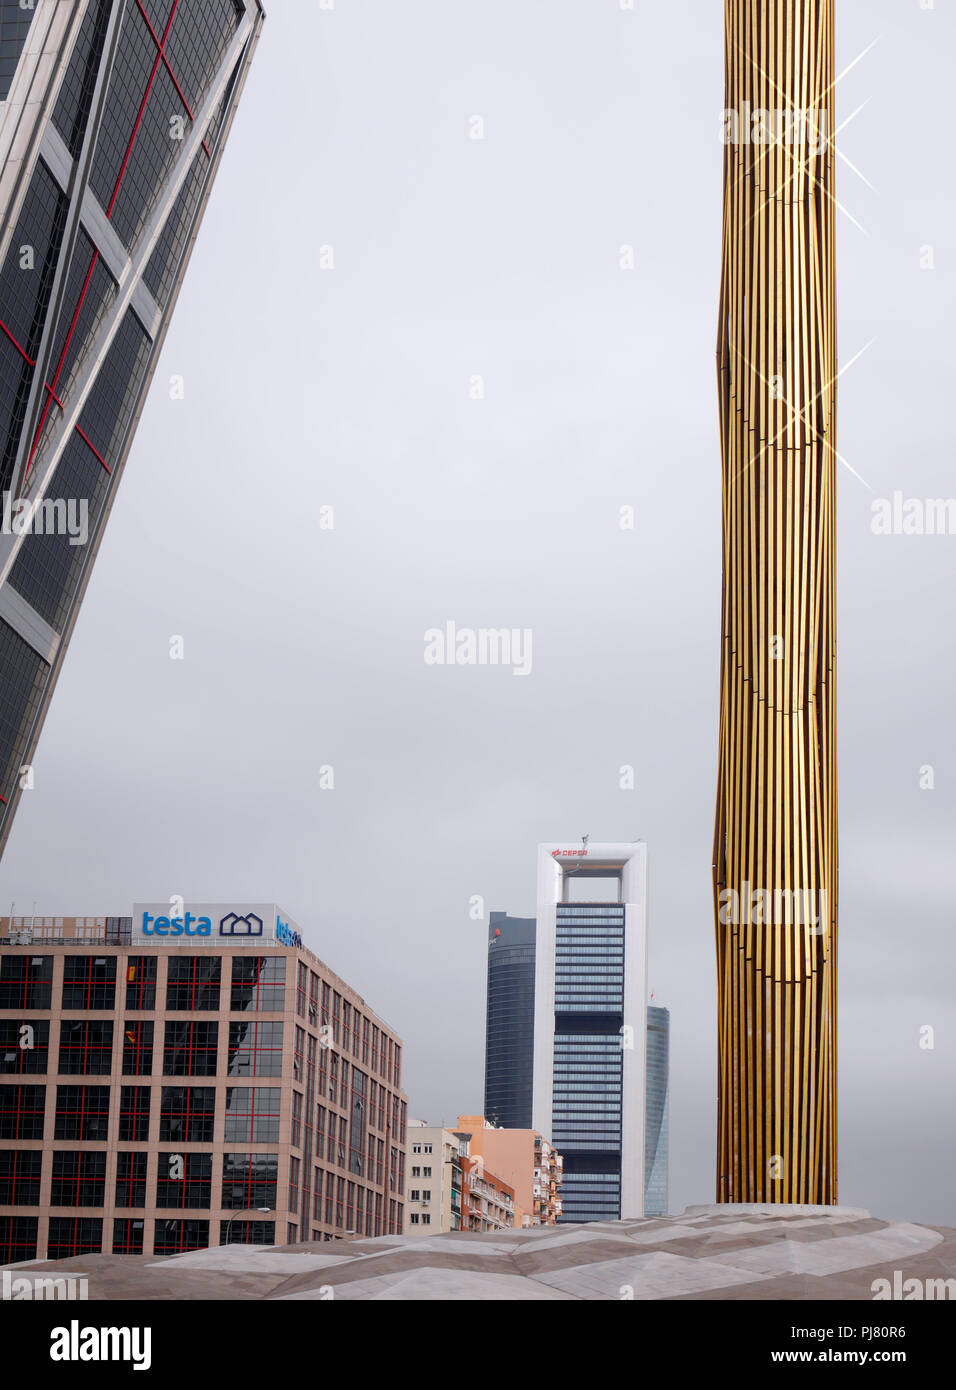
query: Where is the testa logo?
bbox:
[140,911,211,937]
[218,912,264,937]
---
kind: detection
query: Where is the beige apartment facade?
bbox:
[457,1115,563,1226]
[403,1123,464,1233]
[0,907,407,1262]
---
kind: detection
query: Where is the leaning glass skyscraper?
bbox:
[0,0,264,857]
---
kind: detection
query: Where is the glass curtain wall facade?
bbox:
[552,902,625,1223]
[483,913,535,1130]
[644,1005,669,1217]
[0,0,265,858]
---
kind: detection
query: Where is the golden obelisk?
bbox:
[714,0,838,1204]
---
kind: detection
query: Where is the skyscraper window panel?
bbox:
[0,952,53,1009]
[52,0,113,158]
[8,434,109,633]
[107,63,190,250]
[0,1083,45,1139]
[163,0,242,113]
[47,1216,102,1258]
[141,147,208,306]
[0,1019,50,1075]
[88,8,162,220]
[1,1151,49,1208]
[141,69,235,307]
[0,621,47,797]
[75,307,151,466]
[0,160,66,350]
[0,0,37,101]
[43,235,118,409]
[0,1,265,856]
[156,1151,212,1209]
[0,162,68,492]
[153,1219,208,1254]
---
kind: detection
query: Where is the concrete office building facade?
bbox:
[533,842,648,1223]
[0,906,407,1262]
[0,0,264,857]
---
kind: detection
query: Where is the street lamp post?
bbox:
[223,1207,273,1247]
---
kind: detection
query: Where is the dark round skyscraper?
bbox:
[483,913,536,1130]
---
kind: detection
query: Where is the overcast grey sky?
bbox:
[1,0,954,1225]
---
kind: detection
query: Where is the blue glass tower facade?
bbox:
[551,901,626,1222]
[483,913,535,1130]
[644,1005,669,1217]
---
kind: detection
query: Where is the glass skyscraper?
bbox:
[644,1004,669,1217]
[0,0,265,858]
[533,842,650,1222]
[483,912,535,1130]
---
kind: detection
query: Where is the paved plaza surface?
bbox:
[4,1206,955,1300]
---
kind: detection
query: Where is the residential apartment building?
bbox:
[459,1153,514,1234]
[456,1114,562,1227]
[403,1122,462,1233]
[0,905,407,1262]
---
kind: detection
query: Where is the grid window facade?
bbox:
[58,1019,114,1075]
[221,1152,278,1209]
[153,1218,208,1254]
[220,1219,273,1247]
[0,1214,37,1263]
[54,1084,110,1141]
[0,0,263,864]
[0,1082,44,1138]
[163,1020,218,1075]
[552,903,626,1224]
[0,953,52,1009]
[62,954,117,1009]
[118,1085,151,1142]
[0,621,48,808]
[0,1019,49,1075]
[51,1149,107,1207]
[0,1148,42,1205]
[113,1217,145,1254]
[121,1018,154,1075]
[52,0,112,158]
[0,159,67,494]
[166,954,221,1011]
[156,1151,212,1209]
[230,955,286,1012]
[227,1020,283,1076]
[0,0,36,98]
[125,956,157,1009]
[223,1086,280,1143]
[115,1151,148,1208]
[159,1085,215,1142]
[47,1216,102,1258]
